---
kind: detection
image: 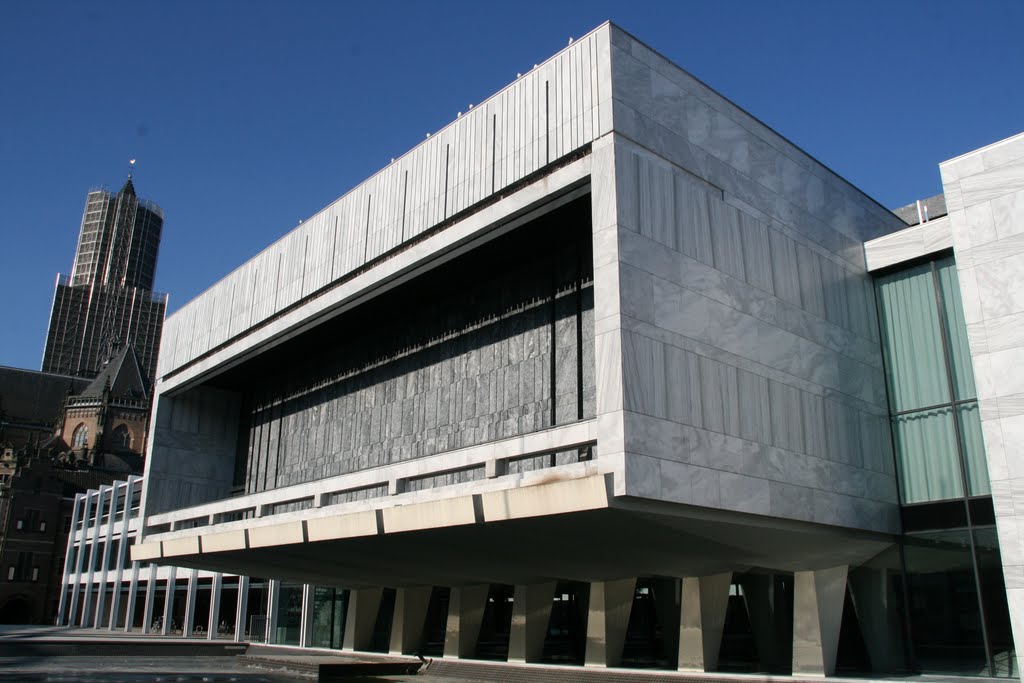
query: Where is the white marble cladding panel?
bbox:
[863,216,953,272]
[606,25,905,272]
[158,26,613,380]
[941,132,1024,651]
[141,386,241,518]
[610,132,897,532]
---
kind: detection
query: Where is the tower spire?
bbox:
[119,159,137,197]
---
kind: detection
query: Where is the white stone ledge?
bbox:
[144,419,598,535]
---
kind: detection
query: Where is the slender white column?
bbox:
[57,494,84,625]
[234,576,250,642]
[124,561,141,632]
[584,578,636,668]
[792,565,848,677]
[342,587,383,652]
[109,477,138,630]
[183,568,199,638]
[81,488,108,627]
[162,566,177,635]
[508,582,556,663]
[142,563,157,634]
[389,586,432,655]
[207,573,223,641]
[300,584,315,648]
[678,573,732,672]
[94,484,119,628]
[69,493,92,625]
[265,579,281,644]
[443,585,488,659]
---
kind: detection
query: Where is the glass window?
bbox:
[72,424,89,449]
[875,255,986,504]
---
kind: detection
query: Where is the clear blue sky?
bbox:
[1,1,1021,372]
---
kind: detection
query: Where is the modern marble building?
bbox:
[119,22,1024,679]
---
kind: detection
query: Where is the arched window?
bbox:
[112,424,131,450]
[72,424,89,449]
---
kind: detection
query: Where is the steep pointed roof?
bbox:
[80,344,149,400]
[118,175,136,197]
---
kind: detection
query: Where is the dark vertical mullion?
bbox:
[930,260,994,675]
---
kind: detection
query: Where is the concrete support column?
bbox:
[508,582,556,663]
[142,563,157,634]
[124,562,141,632]
[234,576,250,642]
[56,494,84,625]
[300,584,315,648]
[265,579,281,644]
[443,585,489,659]
[848,567,901,673]
[183,568,199,638]
[207,573,223,641]
[792,565,848,677]
[81,488,107,626]
[342,587,384,652]
[584,578,636,668]
[389,586,432,655]
[94,481,121,628]
[678,572,732,672]
[109,477,138,630]
[162,566,178,635]
[70,492,93,625]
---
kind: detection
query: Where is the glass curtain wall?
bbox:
[876,256,988,504]
[876,254,1013,677]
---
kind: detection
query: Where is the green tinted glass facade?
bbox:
[876,256,989,504]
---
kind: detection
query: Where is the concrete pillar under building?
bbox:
[162,566,178,635]
[300,584,315,648]
[142,563,157,634]
[389,586,432,655]
[56,494,84,625]
[124,562,141,632]
[234,576,250,642]
[584,578,636,668]
[265,579,281,644]
[443,585,489,659]
[81,488,108,626]
[68,494,92,626]
[207,573,223,641]
[342,587,384,652]
[183,568,199,637]
[109,478,137,630]
[792,565,848,677]
[508,582,556,663]
[678,572,732,672]
[848,567,901,673]
[94,483,119,628]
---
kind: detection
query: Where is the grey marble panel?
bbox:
[768,229,802,307]
[708,199,747,282]
[737,369,771,445]
[768,381,804,454]
[740,212,774,294]
[698,355,740,438]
